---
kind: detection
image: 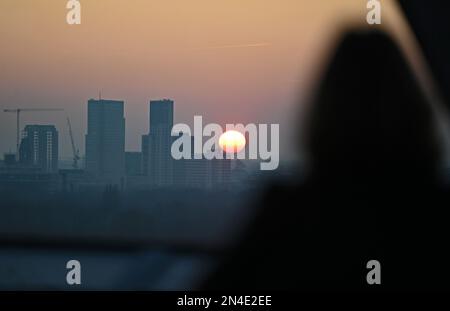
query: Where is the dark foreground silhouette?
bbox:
[204,30,450,291]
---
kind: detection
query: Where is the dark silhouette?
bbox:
[204,30,450,290]
[399,1,450,110]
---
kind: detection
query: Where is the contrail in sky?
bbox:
[191,42,271,50]
[207,42,271,49]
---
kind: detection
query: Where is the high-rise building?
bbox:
[150,99,174,133]
[146,99,174,186]
[172,135,232,188]
[19,125,58,173]
[85,99,125,184]
[141,134,149,175]
[125,152,142,176]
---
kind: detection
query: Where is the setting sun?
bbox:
[219,130,246,154]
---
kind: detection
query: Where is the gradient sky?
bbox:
[0,0,416,161]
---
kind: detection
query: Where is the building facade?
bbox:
[146,99,174,186]
[85,99,125,185]
[125,152,142,176]
[172,135,232,188]
[19,125,58,173]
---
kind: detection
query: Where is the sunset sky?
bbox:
[0,0,417,161]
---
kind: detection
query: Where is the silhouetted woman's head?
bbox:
[305,30,442,186]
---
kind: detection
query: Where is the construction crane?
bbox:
[3,108,64,158]
[66,117,80,169]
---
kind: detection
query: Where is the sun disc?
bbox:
[219,130,246,154]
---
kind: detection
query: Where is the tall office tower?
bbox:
[147,99,174,186]
[85,99,125,184]
[141,134,149,176]
[125,152,142,176]
[19,125,58,173]
[173,136,232,188]
[210,157,232,186]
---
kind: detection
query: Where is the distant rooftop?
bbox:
[24,124,57,129]
[150,99,173,103]
[88,98,124,102]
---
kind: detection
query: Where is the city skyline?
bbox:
[0,97,236,192]
[1,96,283,167]
[0,0,413,160]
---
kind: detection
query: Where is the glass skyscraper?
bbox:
[85,99,125,185]
[146,99,174,186]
